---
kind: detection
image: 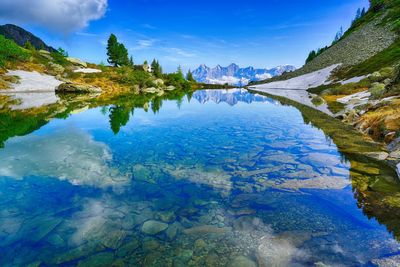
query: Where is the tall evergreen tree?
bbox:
[177,65,184,78]
[151,59,162,77]
[186,69,195,82]
[107,34,129,67]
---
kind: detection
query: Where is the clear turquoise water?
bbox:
[0,89,399,266]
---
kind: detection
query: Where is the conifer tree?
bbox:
[186,69,195,82]
[151,59,163,78]
[107,34,129,67]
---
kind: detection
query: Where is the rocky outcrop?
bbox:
[66,57,87,68]
[56,82,102,94]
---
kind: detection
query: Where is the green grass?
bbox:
[0,35,29,67]
[307,84,338,95]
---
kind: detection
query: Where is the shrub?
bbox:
[163,73,190,91]
[50,51,69,66]
[379,67,395,79]
[122,70,151,88]
[0,35,29,67]
[369,71,383,82]
[369,82,386,98]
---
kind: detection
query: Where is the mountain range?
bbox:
[191,63,296,86]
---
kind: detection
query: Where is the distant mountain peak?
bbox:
[191,63,296,86]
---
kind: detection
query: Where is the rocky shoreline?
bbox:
[248,87,400,179]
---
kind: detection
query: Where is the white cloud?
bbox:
[142,24,157,29]
[132,39,157,50]
[167,47,196,58]
[0,0,108,33]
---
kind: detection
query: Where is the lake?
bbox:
[0,89,399,266]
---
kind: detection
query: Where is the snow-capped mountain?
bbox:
[192,89,277,106]
[191,63,296,86]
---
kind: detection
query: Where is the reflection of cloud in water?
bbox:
[256,231,310,267]
[0,130,129,189]
[70,198,116,246]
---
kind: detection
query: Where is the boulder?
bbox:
[389,150,400,159]
[39,49,50,55]
[141,220,168,235]
[48,62,65,75]
[56,82,102,93]
[364,151,389,161]
[153,79,164,87]
[66,57,87,67]
[142,87,158,94]
[228,256,257,267]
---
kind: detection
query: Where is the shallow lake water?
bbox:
[0,89,399,266]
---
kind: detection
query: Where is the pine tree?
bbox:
[305,50,317,63]
[177,65,183,78]
[151,59,162,78]
[57,47,68,57]
[107,34,119,67]
[355,8,362,20]
[332,26,343,44]
[129,56,134,67]
[107,34,129,67]
[186,69,195,82]
[361,7,366,17]
[118,43,129,66]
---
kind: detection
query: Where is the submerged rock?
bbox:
[116,240,140,258]
[277,176,350,190]
[371,254,400,267]
[183,225,227,235]
[166,222,181,240]
[77,252,114,267]
[228,256,257,267]
[141,220,168,235]
[56,82,102,93]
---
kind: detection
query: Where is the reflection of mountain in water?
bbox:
[192,89,275,106]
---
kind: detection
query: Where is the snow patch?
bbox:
[252,64,340,90]
[340,75,368,85]
[1,70,62,109]
[74,68,102,73]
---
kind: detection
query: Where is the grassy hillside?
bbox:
[251,0,399,85]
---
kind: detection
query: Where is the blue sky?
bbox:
[0,0,369,72]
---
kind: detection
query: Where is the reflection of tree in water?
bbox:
[109,105,132,134]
